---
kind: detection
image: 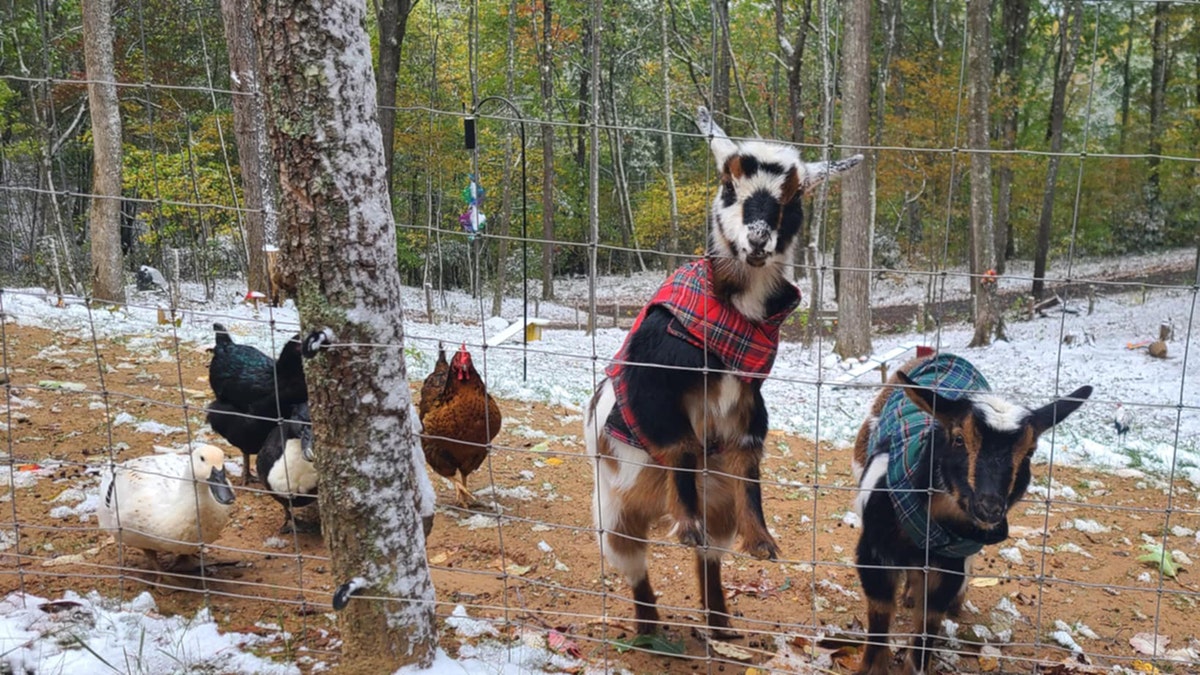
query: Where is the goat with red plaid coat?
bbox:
[584,106,862,637]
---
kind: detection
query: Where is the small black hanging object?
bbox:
[464,115,477,151]
[332,576,368,611]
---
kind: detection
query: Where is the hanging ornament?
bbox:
[459,174,487,239]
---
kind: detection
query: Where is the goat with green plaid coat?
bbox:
[851,352,1092,675]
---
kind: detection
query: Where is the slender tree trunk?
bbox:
[1118,4,1135,154]
[376,0,418,197]
[252,0,435,668]
[1032,0,1081,299]
[836,0,871,358]
[82,0,125,303]
[711,0,731,117]
[967,0,1001,347]
[1145,1,1169,241]
[776,0,812,281]
[219,0,277,296]
[994,0,1029,271]
[662,3,680,270]
[576,21,591,168]
[491,0,518,318]
[538,0,556,300]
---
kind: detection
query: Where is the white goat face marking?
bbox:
[970,394,1029,432]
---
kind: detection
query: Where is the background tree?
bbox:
[536,0,556,300]
[252,0,436,669]
[993,0,1030,270]
[82,0,124,303]
[836,0,871,359]
[376,0,418,197]
[219,0,276,296]
[1032,0,1082,299]
[967,0,1001,347]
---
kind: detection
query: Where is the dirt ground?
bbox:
[2,322,1198,674]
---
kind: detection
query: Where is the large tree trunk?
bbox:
[1032,0,1081,299]
[82,0,124,303]
[376,0,418,197]
[994,0,1029,271]
[219,0,277,297]
[836,0,871,359]
[252,0,436,669]
[538,0,556,300]
[967,0,1001,347]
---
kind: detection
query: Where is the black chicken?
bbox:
[257,402,320,534]
[206,323,312,484]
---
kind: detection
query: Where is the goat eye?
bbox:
[952,433,965,448]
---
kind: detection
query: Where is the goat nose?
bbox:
[747,222,770,249]
[973,495,1006,524]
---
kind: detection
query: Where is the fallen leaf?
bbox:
[1130,661,1163,674]
[548,630,582,658]
[613,633,685,655]
[1130,632,1170,656]
[829,645,862,670]
[505,563,533,577]
[708,639,754,662]
[428,551,449,565]
[970,576,1001,588]
[978,644,1002,672]
[1137,544,1181,579]
[544,457,563,466]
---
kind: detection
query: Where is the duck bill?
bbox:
[207,468,236,505]
[301,432,315,462]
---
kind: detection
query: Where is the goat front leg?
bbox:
[722,442,778,560]
[669,448,707,548]
[904,557,965,675]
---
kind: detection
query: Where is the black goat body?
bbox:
[851,353,1092,675]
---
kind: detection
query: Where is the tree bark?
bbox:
[836,0,871,359]
[537,0,556,300]
[1118,3,1134,155]
[994,0,1029,271]
[82,0,124,303]
[662,2,680,270]
[967,0,1001,347]
[1145,1,1169,239]
[1032,0,1081,299]
[376,0,418,198]
[491,0,519,318]
[775,0,812,146]
[219,0,277,297]
[711,0,731,117]
[252,0,436,668]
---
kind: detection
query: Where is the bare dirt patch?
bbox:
[2,322,1198,673]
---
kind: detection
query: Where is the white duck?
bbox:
[97,445,236,573]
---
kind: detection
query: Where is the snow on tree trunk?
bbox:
[220,0,277,297]
[967,0,1000,348]
[836,0,872,359]
[82,0,125,303]
[251,0,436,669]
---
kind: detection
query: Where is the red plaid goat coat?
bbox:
[604,259,801,457]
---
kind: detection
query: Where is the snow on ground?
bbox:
[0,256,1197,672]
[0,590,300,675]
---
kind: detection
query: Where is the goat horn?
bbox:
[799,154,865,195]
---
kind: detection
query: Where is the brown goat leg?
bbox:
[696,555,737,639]
[857,597,895,675]
[904,565,961,675]
[723,448,779,560]
[631,576,661,635]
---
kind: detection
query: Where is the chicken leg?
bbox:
[453,473,479,509]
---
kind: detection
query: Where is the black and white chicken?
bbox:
[1112,403,1131,443]
[257,402,320,534]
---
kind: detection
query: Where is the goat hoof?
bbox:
[676,522,707,549]
[741,537,780,561]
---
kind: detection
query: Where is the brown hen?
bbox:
[419,344,502,508]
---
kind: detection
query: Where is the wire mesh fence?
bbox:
[2,0,1199,673]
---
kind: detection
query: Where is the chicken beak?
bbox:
[207,468,236,505]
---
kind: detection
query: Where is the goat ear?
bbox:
[1030,385,1093,434]
[799,154,865,195]
[897,370,972,423]
[696,106,738,170]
